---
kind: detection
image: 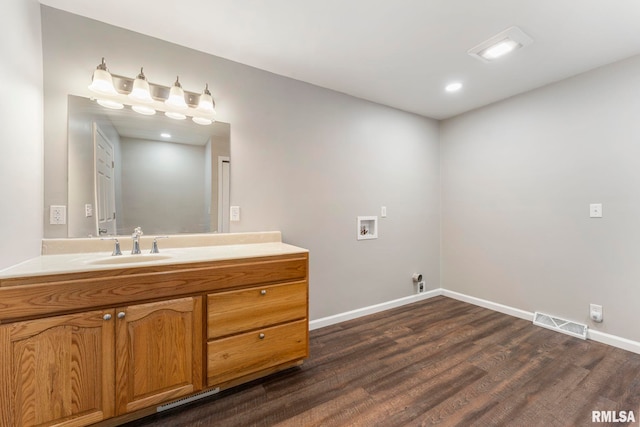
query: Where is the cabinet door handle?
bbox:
[117,312,126,319]
[103,313,112,321]
[260,290,267,295]
[259,333,265,339]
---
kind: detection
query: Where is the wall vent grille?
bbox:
[533,312,588,340]
[157,388,220,413]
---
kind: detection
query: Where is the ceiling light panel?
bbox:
[468,26,533,63]
[445,82,463,92]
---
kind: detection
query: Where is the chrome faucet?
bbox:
[101,237,122,256]
[131,227,143,254]
[150,236,169,254]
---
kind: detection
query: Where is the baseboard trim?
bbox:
[309,288,640,355]
[587,330,640,354]
[441,289,534,321]
[309,289,442,331]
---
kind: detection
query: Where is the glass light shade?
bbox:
[89,68,118,96]
[132,105,156,115]
[192,116,213,125]
[96,98,124,109]
[165,111,186,120]
[128,68,153,104]
[164,77,188,110]
[196,84,216,115]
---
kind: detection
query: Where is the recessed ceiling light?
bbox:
[468,26,533,63]
[445,82,463,93]
[160,133,171,138]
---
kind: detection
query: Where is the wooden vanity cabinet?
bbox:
[0,251,308,426]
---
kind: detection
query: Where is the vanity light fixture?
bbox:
[88,58,118,96]
[165,76,189,110]
[196,84,216,115]
[192,84,216,125]
[87,58,217,125]
[128,68,154,104]
[467,26,533,63]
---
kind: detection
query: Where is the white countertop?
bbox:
[0,232,307,280]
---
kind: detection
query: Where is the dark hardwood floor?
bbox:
[126,296,640,426]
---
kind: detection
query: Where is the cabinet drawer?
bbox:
[207,281,307,339]
[207,319,308,387]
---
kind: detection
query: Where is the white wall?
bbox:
[40,7,441,320]
[441,54,640,342]
[0,0,43,269]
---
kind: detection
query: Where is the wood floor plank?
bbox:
[126,296,640,427]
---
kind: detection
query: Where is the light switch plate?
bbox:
[589,203,602,218]
[230,206,240,222]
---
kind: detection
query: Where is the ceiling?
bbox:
[40,0,640,120]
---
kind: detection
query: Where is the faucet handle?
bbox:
[132,226,143,237]
[101,237,123,256]
[150,236,169,254]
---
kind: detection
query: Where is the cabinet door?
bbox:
[115,297,203,414]
[0,309,115,427]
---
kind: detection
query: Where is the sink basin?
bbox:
[87,254,173,266]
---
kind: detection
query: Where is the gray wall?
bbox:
[441,54,640,342]
[0,0,43,270]
[41,7,441,320]
[119,137,209,235]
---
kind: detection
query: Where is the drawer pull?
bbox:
[117,312,126,319]
[259,333,265,339]
[260,290,267,295]
[103,314,112,321]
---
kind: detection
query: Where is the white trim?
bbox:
[309,289,442,330]
[217,156,230,233]
[587,330,640,354]
[442,289,533,321]
[309,288,640,355]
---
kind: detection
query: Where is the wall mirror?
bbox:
[67,95,230,238]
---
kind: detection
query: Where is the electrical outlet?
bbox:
[589,203,602,218]
[85,204,93,217]
[590,303,603,323]
[49,205,67,225]
[417,281,426,293]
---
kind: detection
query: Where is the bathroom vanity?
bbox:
[0,232,308,427]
